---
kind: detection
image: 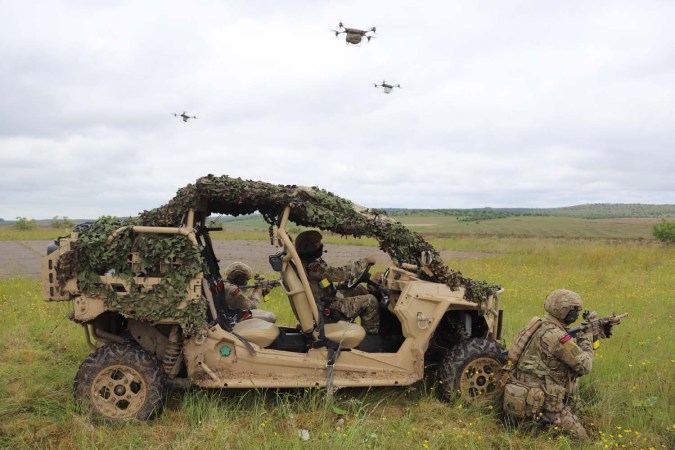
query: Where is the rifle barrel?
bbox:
[237,280,281,290]
[567,312,628,337]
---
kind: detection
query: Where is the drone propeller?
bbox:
[370,27,377,32]
[338,21,344,29]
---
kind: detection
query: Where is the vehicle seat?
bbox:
[249,309,277,323]
[280,258,317,334]
[323,321,366,349]
[232,318,280,348]
[202,278,279,346]
[280,256,365,349]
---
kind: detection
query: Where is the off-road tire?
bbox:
[73,343,166,421]
[437,338,507,405]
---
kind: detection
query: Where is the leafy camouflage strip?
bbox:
[72,216,208,335]
[68,175,499,335]
[139,175,500,300]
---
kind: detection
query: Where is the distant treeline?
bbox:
[3,204,674,225]
[386,204,675,220]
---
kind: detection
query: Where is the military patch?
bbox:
[232,288,240,296]
[320,278,331,288]
[570,345,581,356]
[560,334,572,344]
[309,262,321,272]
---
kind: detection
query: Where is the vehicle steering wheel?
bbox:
[346,263,373,289]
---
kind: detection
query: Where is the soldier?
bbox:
[221,262,263,311]
[502,289,610,441]
[294,230,380,334]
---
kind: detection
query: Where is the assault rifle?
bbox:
[567,311,628,346]
[237,278,282,291]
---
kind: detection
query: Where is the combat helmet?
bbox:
[544,289,583,321]
[295,230,323,258]
[222,262,253,282]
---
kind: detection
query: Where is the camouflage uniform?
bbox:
[221,262,261,311]
[222,282,260,311]
[296,230,380,334]
[503,289,594,441]
[303,257,380,334]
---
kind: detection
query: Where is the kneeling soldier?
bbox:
[503,289,597,441]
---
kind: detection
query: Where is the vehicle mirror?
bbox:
[268,253,284,272]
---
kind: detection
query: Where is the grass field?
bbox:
[0,213,664,245]
[395,215,663,240]
[1,231,673,449]
[208,213,664,240]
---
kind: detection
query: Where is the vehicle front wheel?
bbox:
[73,343,166,421]
[437,338,507,405]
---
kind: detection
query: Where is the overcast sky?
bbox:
[1,0,673,219]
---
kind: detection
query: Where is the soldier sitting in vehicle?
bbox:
[294,230,380,334]
[222,262,263,310]
[502,289,612,441]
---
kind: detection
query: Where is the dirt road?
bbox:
[0,240,488,279]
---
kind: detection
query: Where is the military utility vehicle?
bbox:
[42,175,506,421]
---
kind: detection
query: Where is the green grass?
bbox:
[0,214,663,242]
[0,226,68,240]
[208,215,662,241]
[395,215,661,240]
[1,237,673,449]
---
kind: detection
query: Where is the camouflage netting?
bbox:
[70,175,500,335]
[70,216,207,335]
[139,175,500,298]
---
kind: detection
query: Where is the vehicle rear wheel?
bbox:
[437,338,507,405]
[73,343,166,421]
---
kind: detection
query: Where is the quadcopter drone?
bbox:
[172,112,197,122]
[374,81,401,94]
[332,22,376,45]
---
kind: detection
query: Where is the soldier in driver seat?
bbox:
[295,230,380,334]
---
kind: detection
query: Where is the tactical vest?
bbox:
[508,316,545,363]
[503,316,549,417]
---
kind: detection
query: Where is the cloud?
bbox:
[1,0,674,219]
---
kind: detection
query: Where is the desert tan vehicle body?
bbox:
[42,177,505,421]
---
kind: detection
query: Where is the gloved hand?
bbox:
[600,322,613,339]
[365,255,376,265]
[585,311,602,337]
